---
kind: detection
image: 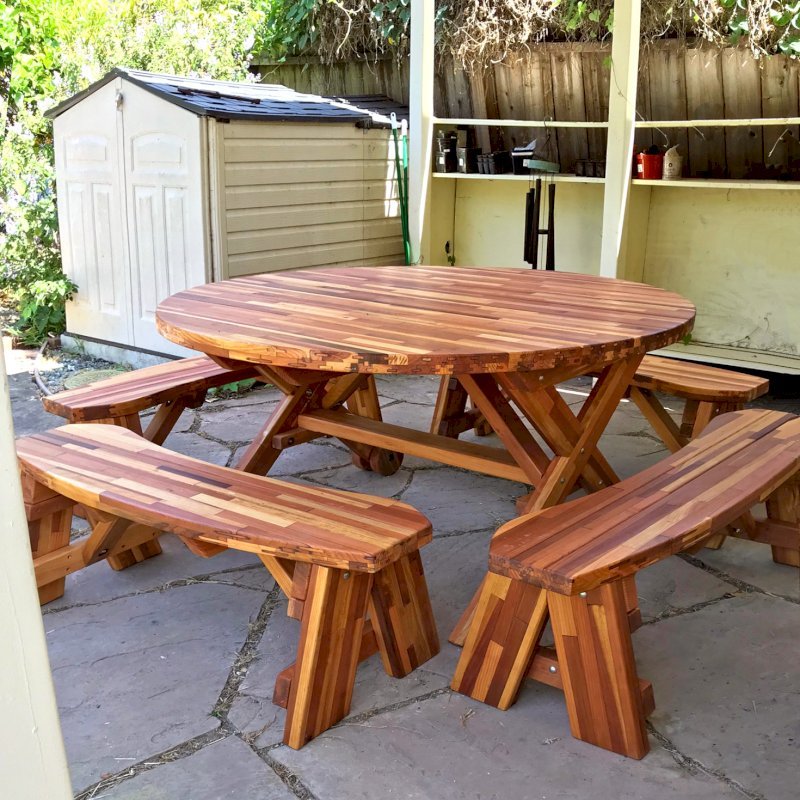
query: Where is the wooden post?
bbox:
[409,0,435,264]
[599,0,641,278]
[0,345,73,796]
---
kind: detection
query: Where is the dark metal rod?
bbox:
[523,188,535,265]
[531,178,542,270]
[546,182,556,270]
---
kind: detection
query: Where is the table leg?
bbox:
[347,376,404,475]
[516,357,643,513]
[450,356,643,644]
[234,369,403,477]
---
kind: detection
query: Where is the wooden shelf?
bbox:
[433,172,605,184]
[636,117,800,129]
[632,178,800,191]
[434,117,608,129]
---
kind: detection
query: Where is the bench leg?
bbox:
[284,565,372,749]
[548,583,649,759]
[107,538,163,570]
[369,552,440,677]
[143,397,191,445]
[766,476,800,568]
[451,572,548,709]
[29,509,73,605]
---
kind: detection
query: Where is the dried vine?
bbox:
[293,1,800,69]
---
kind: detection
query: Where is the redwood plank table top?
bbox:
[156,266,695,376]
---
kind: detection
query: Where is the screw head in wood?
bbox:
[579,591,587,598]
[342,572,350,580]
[549,665,557,673]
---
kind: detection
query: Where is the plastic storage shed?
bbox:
[46,69,405,358]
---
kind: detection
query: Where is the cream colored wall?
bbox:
[430,177,604,273]
[218,121,404,277]
[636,186,800,357]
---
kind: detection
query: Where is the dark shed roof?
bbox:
[46,68,401,127]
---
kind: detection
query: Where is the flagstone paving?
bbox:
[10,361,798,800]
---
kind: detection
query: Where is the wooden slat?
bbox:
[17,423,432,574]
[648,44,688,176]
[298,409,531,483]
[684,47,726,178]
[550,47,589,173]
[722,48,763,178]
[490,409,800,595]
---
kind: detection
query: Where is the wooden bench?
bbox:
[17,423,439,749]
[42,355,259,444]
[451,409,799,759]
[623,355,769,452]
[431,355,770,453]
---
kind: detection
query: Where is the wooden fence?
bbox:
[253,41,800,178]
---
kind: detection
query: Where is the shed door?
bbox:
[120,83,208,355]
[54,79,131,343]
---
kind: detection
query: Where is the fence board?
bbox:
[581,47,610,161]
[634,52,654,155]
[648,44,688,176]
[684,48,726,177]
[550,46,589,172]
[761,56,800,170]
[722,48,763,178]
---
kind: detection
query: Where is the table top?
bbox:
[156,266,695,375]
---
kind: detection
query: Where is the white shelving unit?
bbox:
[409,0,800,373]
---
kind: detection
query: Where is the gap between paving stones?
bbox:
[679,552,800,606]
[646,723,768,800]
[41,563,269,616]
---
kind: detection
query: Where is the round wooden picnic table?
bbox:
[157,265,695,642]
[156,266,694,499]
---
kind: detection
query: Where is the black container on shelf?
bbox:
[435,149,458,172]
[489,151,512,174]
[457,146,481,174]
[511,147,537,175]
[434,132,458,172]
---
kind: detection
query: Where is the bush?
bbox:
[0,0,269,344]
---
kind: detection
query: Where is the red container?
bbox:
[637,153,664,180]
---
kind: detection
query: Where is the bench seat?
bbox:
[625,355,770,452]
[17,423,439,749]
[42,355,259,443]
[453,409,800,758]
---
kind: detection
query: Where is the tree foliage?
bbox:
[0,0,268,343]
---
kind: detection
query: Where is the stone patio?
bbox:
[7,347,800,800]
